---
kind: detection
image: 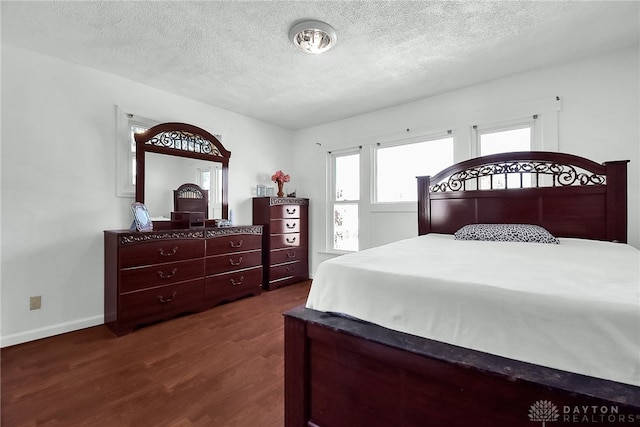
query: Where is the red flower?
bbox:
[271,170,290,183]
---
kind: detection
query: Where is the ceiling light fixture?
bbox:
[289,20,337,54]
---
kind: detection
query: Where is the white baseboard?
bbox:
[1,315,104,348]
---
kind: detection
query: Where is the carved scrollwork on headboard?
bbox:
[176,184,206,199]
[417,151,629,242]
[430,160,606,192]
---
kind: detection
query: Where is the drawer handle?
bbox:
[230,240,243,248]
[286,222,296,229]
[286,208,297,215]
[286,266,295,273]
[230,276,244,286]
[286,237,296,244]
[157,268,177,279]
[286,251,296,259]
[158,246,178,257]
[229,256,243,266]
[157,291,177,303]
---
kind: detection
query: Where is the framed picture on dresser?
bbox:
[130,202,153,231]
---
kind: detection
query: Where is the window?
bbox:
[116,109,158,197]
[331,151,359,252]
[129,121,154,185]
[375,136,454,202]
[198,165,223,218]
[476,122,533,189]
[478,123,532,156]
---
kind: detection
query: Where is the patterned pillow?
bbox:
[454,224,559,244]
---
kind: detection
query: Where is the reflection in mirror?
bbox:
[134,122,231,223]
[145,152,222,219]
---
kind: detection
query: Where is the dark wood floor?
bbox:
[1,280,311,427]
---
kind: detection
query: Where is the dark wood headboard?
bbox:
[417,151,629,243]
[174,183,209,218]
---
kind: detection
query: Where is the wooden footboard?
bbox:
[285,306,640,427]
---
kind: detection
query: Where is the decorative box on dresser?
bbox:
[252,197,309,291]
[104,225,262,336]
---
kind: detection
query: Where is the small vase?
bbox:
[277,181,284,197]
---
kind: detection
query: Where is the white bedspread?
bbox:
[306,234,640,386]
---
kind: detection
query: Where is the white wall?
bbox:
[1,45,294,346]
[292,47,639,275]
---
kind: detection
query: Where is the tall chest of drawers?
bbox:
[252,197,309,290]
[104,226,262,336]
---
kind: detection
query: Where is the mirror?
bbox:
[135,122,230,222]
[144,153,223,219]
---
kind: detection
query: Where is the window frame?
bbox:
[372,132,455,207]
[115,107,160,198]
[327,148,361,253]
[473,117,538,158]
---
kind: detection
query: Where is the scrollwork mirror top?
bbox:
[134,122,231,219]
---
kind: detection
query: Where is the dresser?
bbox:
[252,197,309,290]
[104,226,262,336]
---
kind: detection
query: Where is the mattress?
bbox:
[306,234,640,386]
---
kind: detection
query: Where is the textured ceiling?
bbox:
[2,1,638,130]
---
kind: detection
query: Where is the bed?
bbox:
[284,151,639,426]
[174,182,209,218]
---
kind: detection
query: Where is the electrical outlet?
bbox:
[30,296,41,310]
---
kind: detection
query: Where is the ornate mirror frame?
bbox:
[134,122,231,219]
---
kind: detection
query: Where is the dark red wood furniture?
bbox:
[418,151,628,242]
[284,152,637,426]
[135,122,230,219]
[173,183,209,219]
[104,226,263,336]
[105,122,264,335]
[253,197,309,290]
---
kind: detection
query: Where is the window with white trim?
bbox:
[477,123,532,156]
[128,118,157,185]
[330,150,360,252]
[116,109,159,197]
[475,121,533,189]
[374,135,454,203]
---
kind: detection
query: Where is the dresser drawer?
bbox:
[206,233,262,256]
[270,219,305,234]
[205,250,262,276]
[270,204,307,220]
[205,266,262,301]
[270,247,307,266]
[119,239,205,269]
[120,258,204,293]
[119,279,204,322]
[269,261,305,281]
[270,233,305,249]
